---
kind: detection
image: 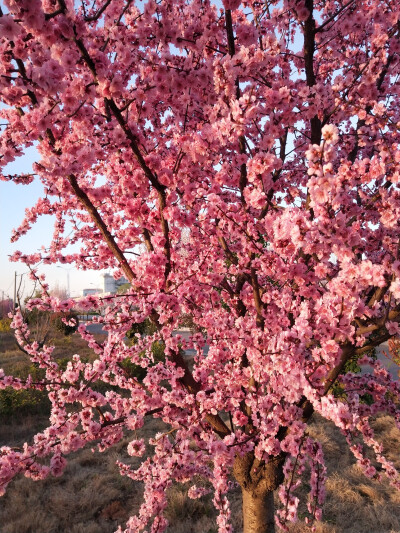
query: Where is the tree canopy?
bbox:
[1,1,400,532]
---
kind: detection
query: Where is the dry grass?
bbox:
[287,415,400,533]
[0,447,139,533]
[1,330,400,532]
[0,332,19,353]
[0,420,161,533]
[0,330,105,376]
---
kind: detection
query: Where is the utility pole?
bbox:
[67,269,70,298]
[13,271,17,310]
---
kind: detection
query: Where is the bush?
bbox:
[120,340,166,382]
[25,308,48,326]
[0,364,50,419]
[0,317,11,332]
[52,312,79,336]
[121,319,174,381]
[25,309,79,337]
[125,318,157,341]
[0,387,50,419]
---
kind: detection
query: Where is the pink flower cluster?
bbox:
[1,0,400,531]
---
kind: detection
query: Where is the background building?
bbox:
[82,288,102,297]
[102,274,129,294]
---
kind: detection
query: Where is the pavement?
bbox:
[369,341,399,380]
[78,322,399,380]
[80,320,105,335]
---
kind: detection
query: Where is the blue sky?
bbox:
[0,2,227,300]
[0,0,300,301]
[0,147,105,299]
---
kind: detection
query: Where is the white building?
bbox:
[82,288,102,297]
[103,274,129,294]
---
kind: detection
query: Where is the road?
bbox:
[84,321,106,335]
[371,341,399,380]
[81,323,205,358]
[79,322,399,379]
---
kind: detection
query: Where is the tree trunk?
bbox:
[242,487,276,533]
[233,452,285,533]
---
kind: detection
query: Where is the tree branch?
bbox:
[84,0,113,22]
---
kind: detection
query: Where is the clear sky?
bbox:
[0,146,105,300]
[0,0,226,302]
[0,0,294,302]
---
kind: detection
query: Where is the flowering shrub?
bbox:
[1,1,400,533]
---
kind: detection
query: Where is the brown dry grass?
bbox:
[1,330,400,532]
[286,415,400,533]
[0,330,105,376]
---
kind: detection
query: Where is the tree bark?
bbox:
[233,452,284,533]
[242,488,276,533]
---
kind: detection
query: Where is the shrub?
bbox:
[0,364,49,419]
[0,387,50,419]
[120,340,166,382]
[52,312,79,336]
[125,318,157,341]
[0,317,11,333]
[120,319,174,381]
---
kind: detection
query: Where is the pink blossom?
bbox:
[127,439,145,457]
[390,280,400,299]
[321,124,339,144]
[386,321,400,336]
[0,15,21,40]
[222,1,241,10]
[50,455,67,477]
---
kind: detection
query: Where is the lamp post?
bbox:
[56,266,73,297]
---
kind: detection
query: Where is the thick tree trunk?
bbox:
[242,487,276,533]
[233,452,284,533]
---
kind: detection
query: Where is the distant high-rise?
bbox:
[82,288,102,297]
[103,274,129,294]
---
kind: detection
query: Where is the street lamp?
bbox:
[56,266,73,297]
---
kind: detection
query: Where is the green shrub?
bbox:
[0,364,49,419]
[120,340,166,382]
[122,319,169,381]
[0,317,12,333]
[0,387,50,418]
[126,318,157,341]
[52,312,79,336]
[25,308,48,326]
[25,308,79,337]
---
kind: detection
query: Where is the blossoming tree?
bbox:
[1,0,400,531]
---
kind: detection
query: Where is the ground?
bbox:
[0,328,400,533]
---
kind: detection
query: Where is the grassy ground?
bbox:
[1,329,400,532]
